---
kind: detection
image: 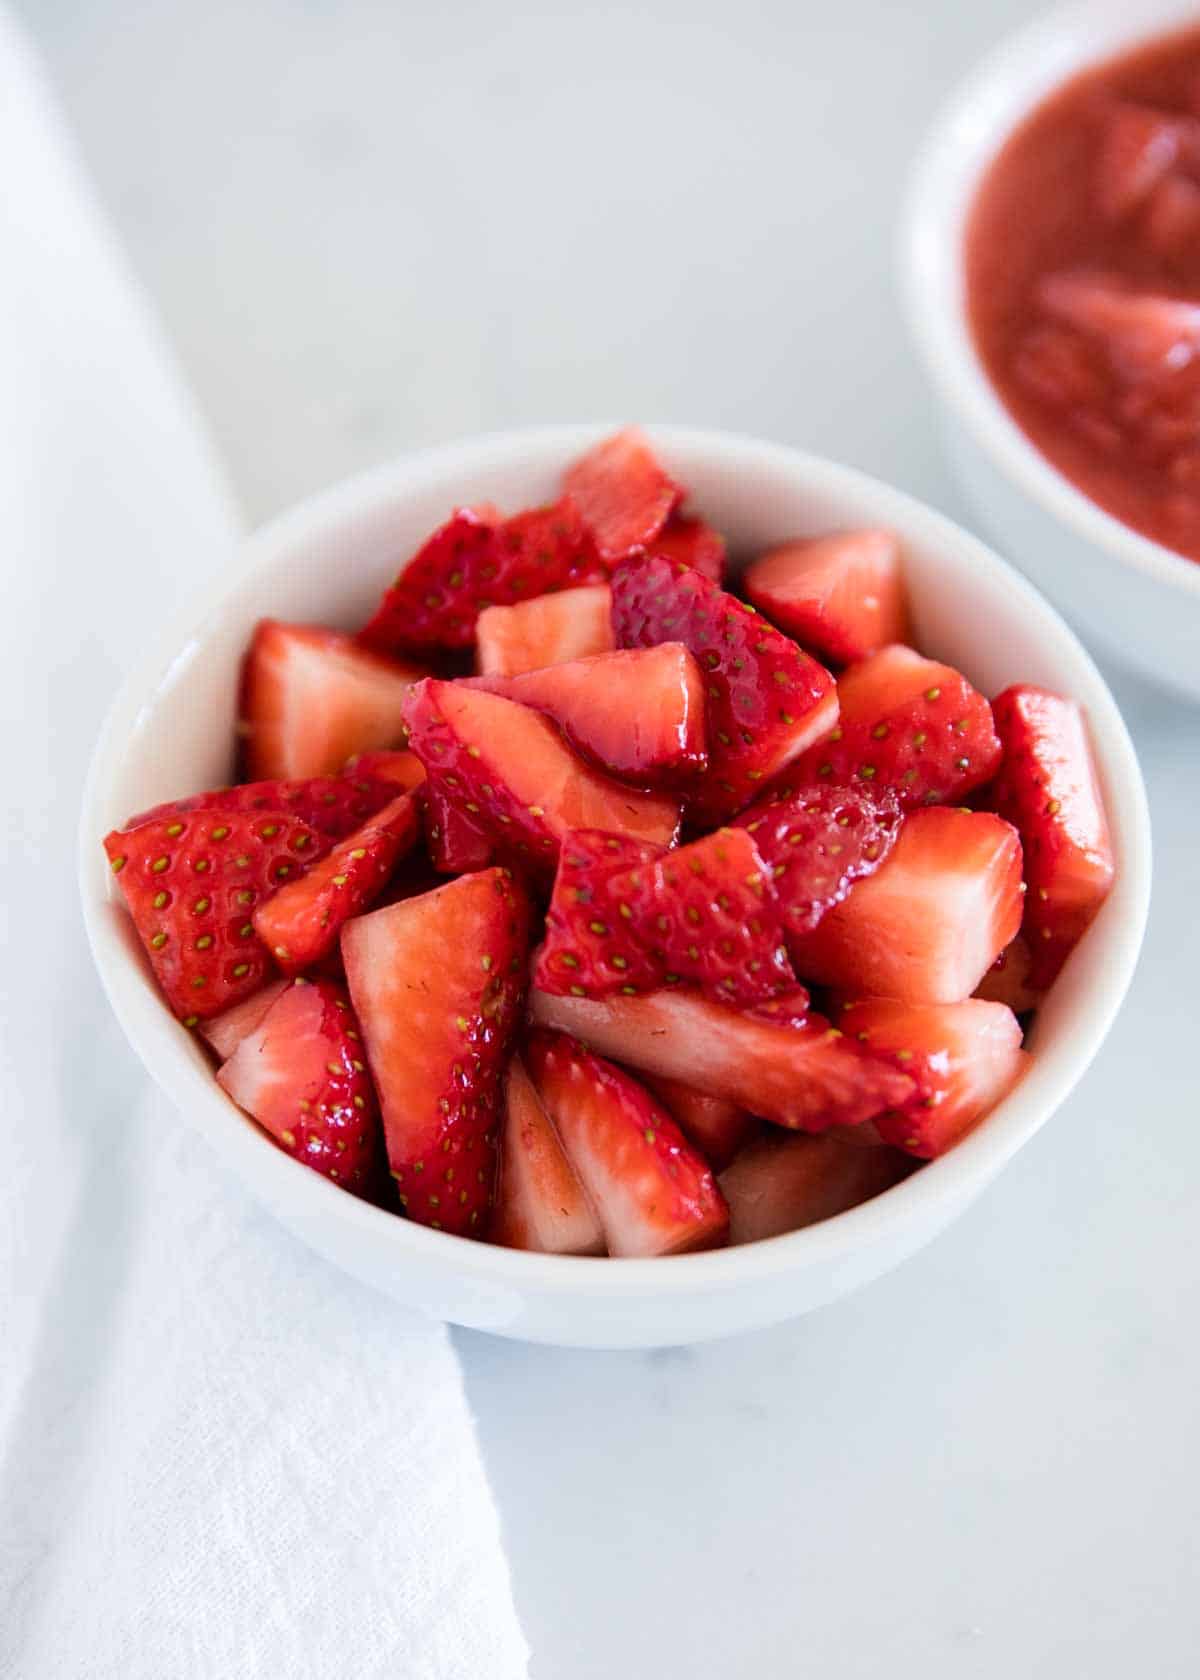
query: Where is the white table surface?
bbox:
[22,0,1199,1674]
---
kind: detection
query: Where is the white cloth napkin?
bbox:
[0,13,528,1676]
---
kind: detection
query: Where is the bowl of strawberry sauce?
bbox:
[904,0,1200,700]
[80,426,1150,1347]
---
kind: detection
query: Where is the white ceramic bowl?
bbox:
[80,425,1151,1348]
[903,0,1200,701]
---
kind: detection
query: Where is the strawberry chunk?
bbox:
[535,826,795,1005]
[199,978,291,1061]
[402,679,680,874]
[358,500,601,654]
[989,685,1115,987]
[423,784,495,875]
[469,643,707,787]
[734,780,902,940]
[612,555,838,822]
[974,935,1044,1015]
[719,1130,912,1244]
[743,528,910,665]
[340,749,426,792]
[790,643,1002,807]
[476,584,614,677]
[341,868,532,1234]
[640,1074,754,1171]
[105,807,333,1020]
[491,1054,604,1254]
[252,793,421,972]
[787,807,1024,1004]
[648,513,727,582]
[1038,269,1200,382]
[562,428,683,563]
[529,986,915,1133]
[216,978,383,1196]
[239,621,427,781]
[525,1030,728,1257]
[127,772,405,846]
[838,997,1029,1159]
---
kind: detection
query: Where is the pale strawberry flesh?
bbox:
[563,428,683,563]
[743,528,910,665]
[719,1130,913,1244]
[476,585,614,676]
[200,978,291,1062]
[491,1054,604,1254]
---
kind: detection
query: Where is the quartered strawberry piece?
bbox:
[648,513,727,582]
[469,643,707,787]
[525,1030,728,1257]
[340,749,427,792]
[734,780,902,940]
[475,584,614,677]
[341,868,532,1234]
[127,771,404,846]
[975,935,1044,1015]
[640,1073,755,1171]
[238,621,427,781]
[216,977,384,1196]
[743,528,910,666]
[535,825,794,1005]
[719,1129,912,1244]
[252,792,421,973]
[358,500,601,654]
[105,807,334,1020]
[402,679,680,874]
[789,643,1002,807]
[989,684,1115,987]
[423,783,495,874]
[837,997,1029,1159]
[491,1054,604,1254]
[562,427,683,564]
[530,985,915,1132]
[611,554,838,823]
[199,978,291,1061]
[788,806,1024,1004]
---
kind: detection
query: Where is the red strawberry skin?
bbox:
[252,792,420,973]
[105,808,332,1021]
[743,528,909,666]
[358,500,601,653]
[340,750,427,792]
[789,644,1002,808]
[476,584,614,677]
[126,771,404,846]
[563,428,683,563]
[611,554,838,823]
[530,985,915,1133]
[535,825,795,1005]
[423,783,495,874]
[525,1030,728,1257]
[649,514,727,582]
[341,868,532,1234]
[217,978,384,1197]
[989,685,1115,987]
[734,781,902,940]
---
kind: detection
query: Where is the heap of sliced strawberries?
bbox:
[103,429,1116,1256]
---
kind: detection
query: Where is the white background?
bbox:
[20,1,1199,1674]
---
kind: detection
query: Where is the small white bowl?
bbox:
[79,426,1151,1348]
[903,0,1200,701]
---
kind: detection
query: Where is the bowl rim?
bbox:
[901,0,1200,605]
[79,422,1153,1300]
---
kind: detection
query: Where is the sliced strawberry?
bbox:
[529,986,915,1132]
[562,427,683,563]
[787,807,1024,1004]
[648,513,727,582]
[989,685,1115,987]
[838,997,1029,1159]
[340,749,427,792]
[476,584,614,677]
[1038,269,1200,383]
[719,1129,913,1244]
[252,793,421,972]
[469,643,707,786]
[789,643,1002,807]
[743,528,910,666]
[491,1054,604,1254]
[525,1030,728,1257]
[1096,104,1189,221]
[535,825,794,1004]
[640,1074,754,1171]
[402,679,680,874]
[358,500,601,654]
[199,978,291,1061]
[423,784,495,874]
[127,772,403,846]
[974,935,1044,1015]
[104,807,334,1020]
[239,621,426,781]
[611,555,838,822]
[341,868,532,1234]
[216,977,383,1196]
[734,780,902,939]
